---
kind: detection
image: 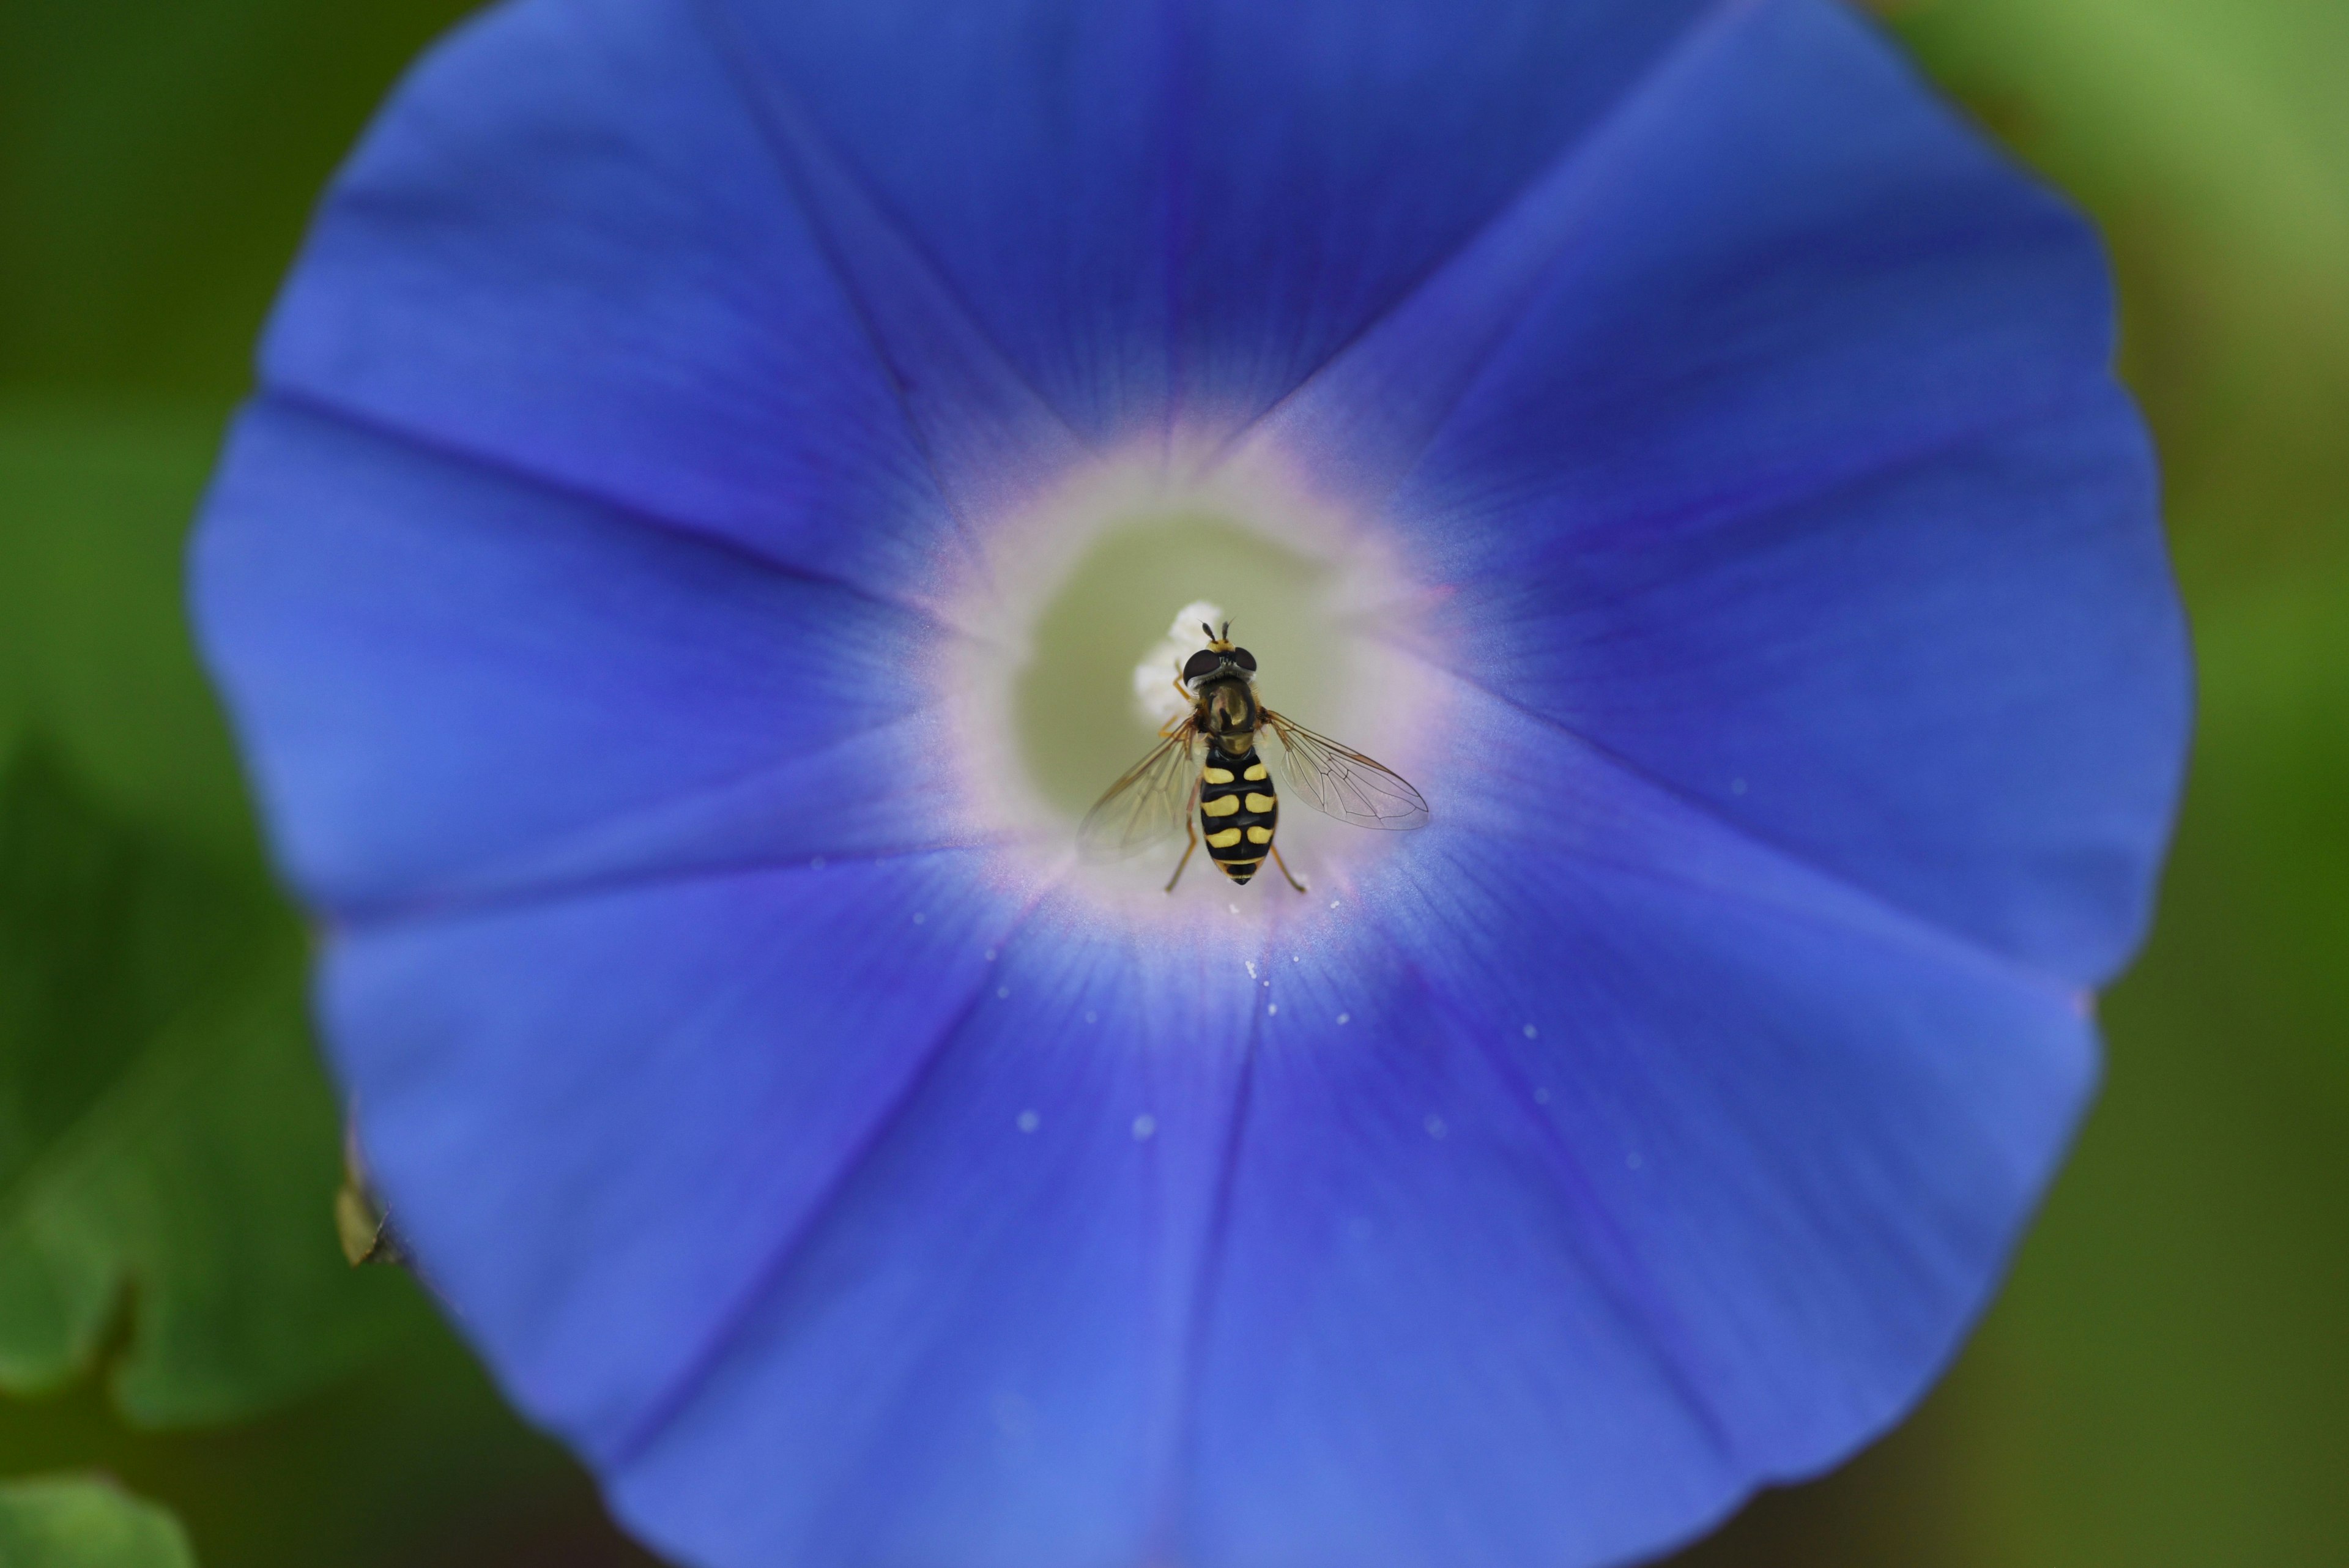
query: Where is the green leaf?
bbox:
[0,1474,195,1567]
[1951,570,2349,1568]
[0,0,481,403]
[0,407,258,860]
[0,743,405,1427]
[2181,571,2349,1091]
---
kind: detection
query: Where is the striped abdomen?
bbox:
[1199,742,1277,885]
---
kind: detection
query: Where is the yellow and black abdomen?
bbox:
[1199,743,1277,885]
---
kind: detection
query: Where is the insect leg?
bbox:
[1269,842,1308,894]
[1165,815,1198,893]
[1164,775,1201,894]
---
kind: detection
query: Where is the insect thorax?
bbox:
[1196,676,1259,741]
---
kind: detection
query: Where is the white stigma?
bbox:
[1132,600,1225,727]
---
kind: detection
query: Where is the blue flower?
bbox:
[191,0,2188,1564]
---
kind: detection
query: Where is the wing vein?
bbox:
[1078,721,1201,860]
[1261,710,1429,830]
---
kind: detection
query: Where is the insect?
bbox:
[1078,622,1430,891]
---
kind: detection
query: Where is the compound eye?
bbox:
[1231,646,1258,672]
[1181,648,1222,683]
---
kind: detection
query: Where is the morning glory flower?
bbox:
[191,0,2188,1563]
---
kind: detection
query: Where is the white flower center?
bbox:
[1132,600,1227,732]
[942,437,1433,920]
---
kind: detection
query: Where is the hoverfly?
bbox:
[1078,622,1429,891]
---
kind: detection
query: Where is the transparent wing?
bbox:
[1077,721,1200,861]
[1261,710,1430,830]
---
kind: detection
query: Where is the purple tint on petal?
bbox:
[1241,0,1776,506]
[1293,0,2188,981]
[1422,55,2107,525]
[1179,692,2094,1565]
[326,852,1025,1456]
[195,399,970,915]
[1163,0,1719,430]
[722,0,1718,439]
[261,0,1019,604]
[606,893,1259,1568]
[1277,0,2115,522]
[1187,872,2090,1568]
[685,0,1092,540]
[1419,397,2180,983]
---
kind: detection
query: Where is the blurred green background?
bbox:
[0,0,2341,1562]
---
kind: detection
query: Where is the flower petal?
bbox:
[325,852,1025,1455]
[258,0,1069,608]
[345,882,1265,1568]
[1182,689,2096,1566]
[381,684,2101,1568]
[189,4,2189,1568]
[1265,0,2184,979]
[1417,399,2181,984]
[713,0,1719,438]
[194,399,968,913]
